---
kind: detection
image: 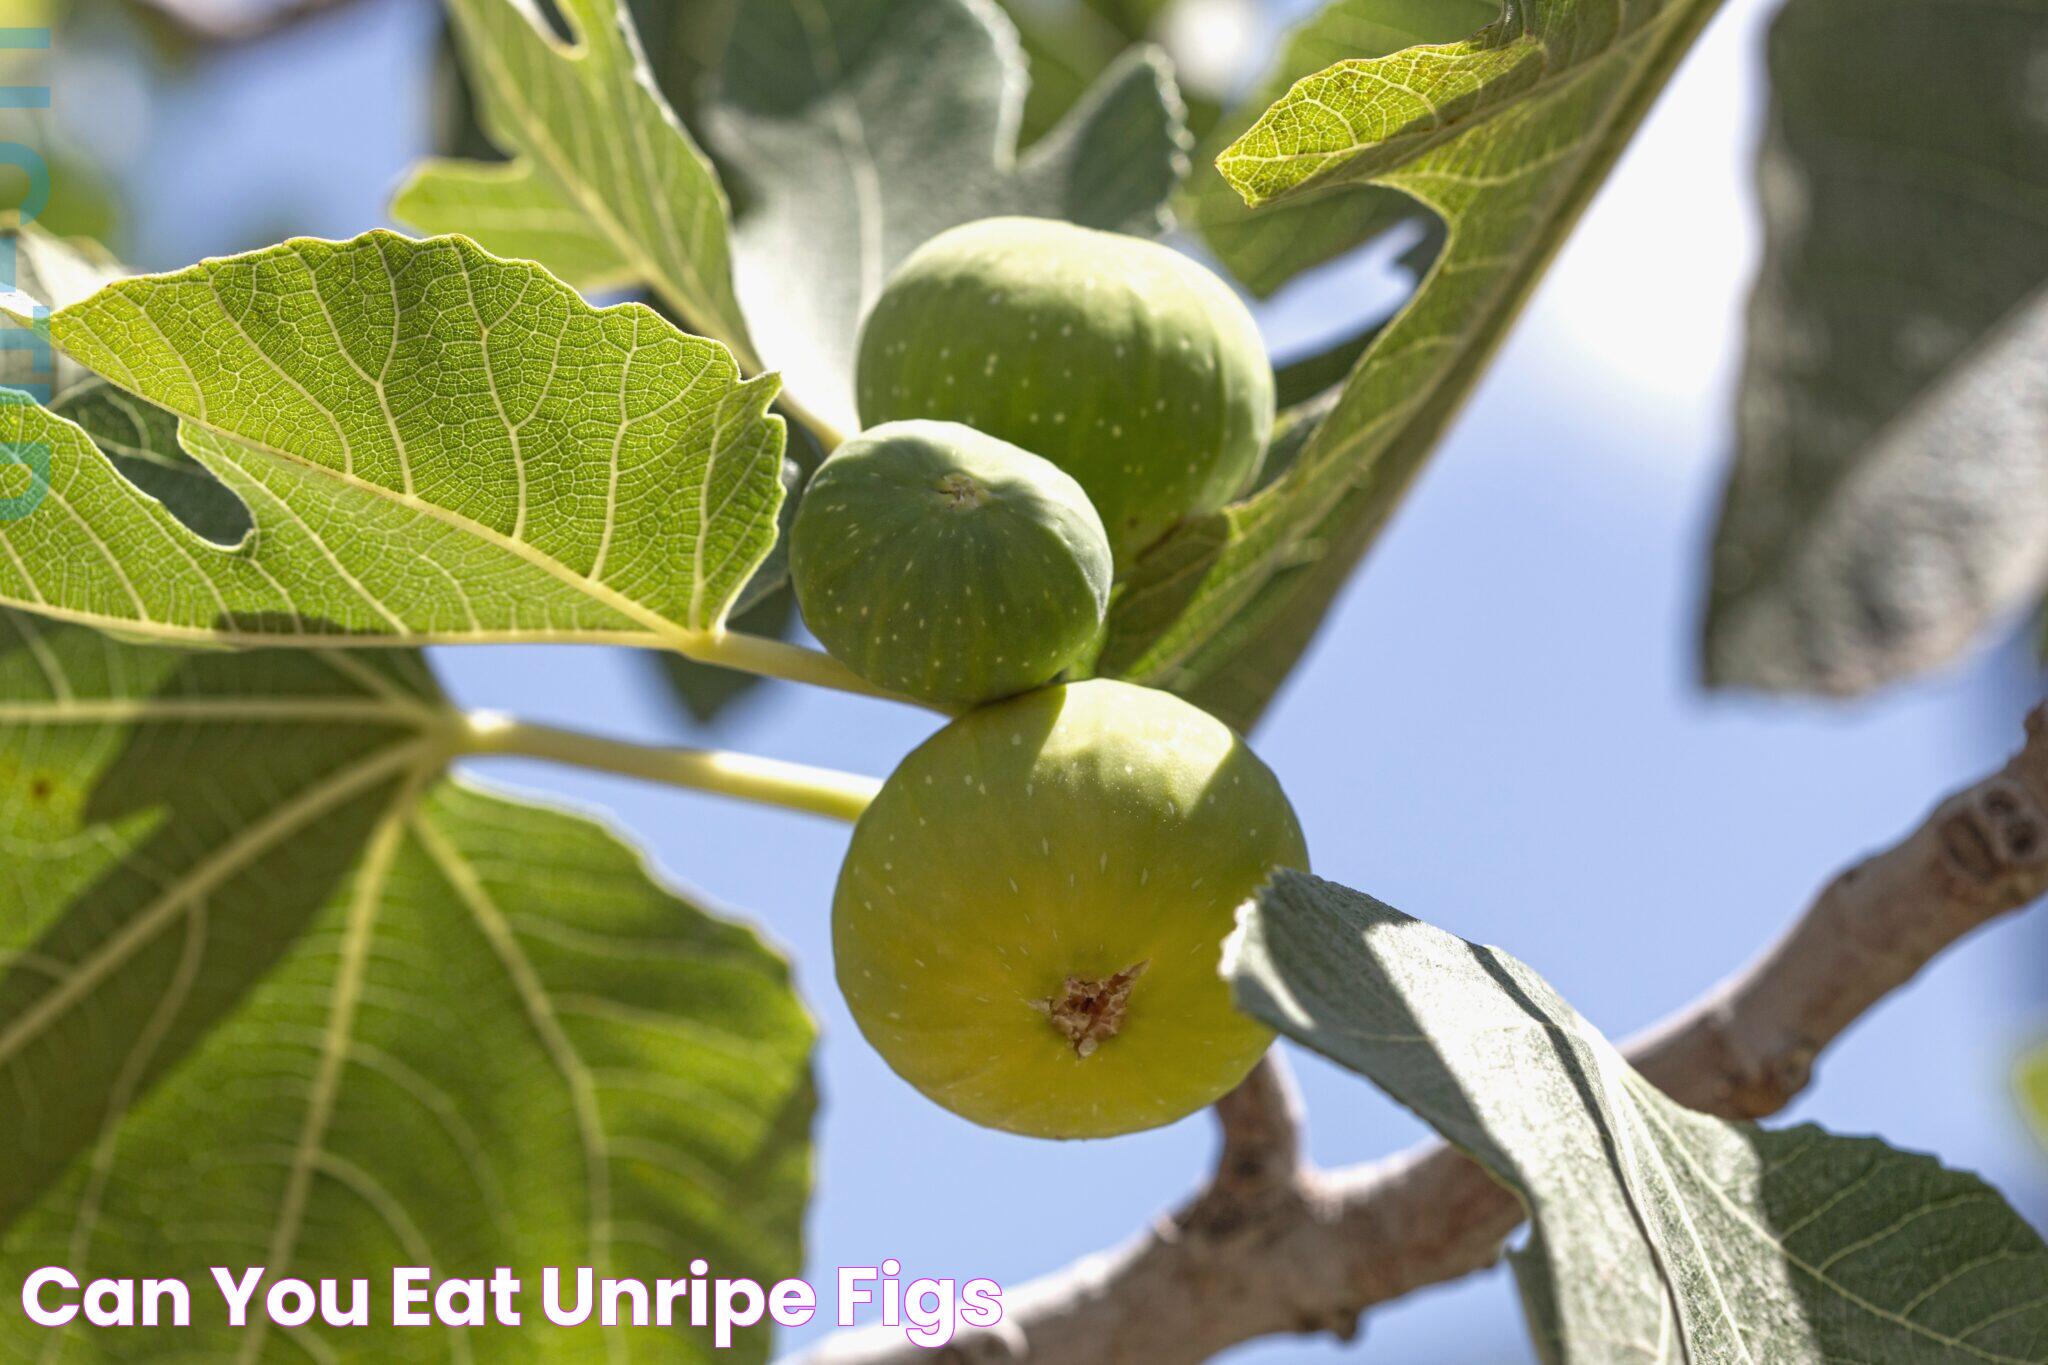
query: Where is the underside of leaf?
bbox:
[1230,872,2048,1363]
[1705,0,2048,695]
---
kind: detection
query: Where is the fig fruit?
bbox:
[790,419,1112,707]
[855,217,1275,563]
[834,679,1308,1138]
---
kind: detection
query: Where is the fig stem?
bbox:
[777,393,846,455]
[682,628,941,710]
[459,713,880,822]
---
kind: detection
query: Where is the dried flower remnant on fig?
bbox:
[1034,961,1149,1058]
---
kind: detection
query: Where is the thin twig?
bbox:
[791,705,2048,1365]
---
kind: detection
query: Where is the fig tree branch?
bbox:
[1207,1052,1305,1198]
[790,704,2048,1365]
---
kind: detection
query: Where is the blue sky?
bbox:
[50,0,2048,1358]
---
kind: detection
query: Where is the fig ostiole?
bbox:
[790,420,1113,708]
[855,217,1276,564]
[833,679,1309,1139]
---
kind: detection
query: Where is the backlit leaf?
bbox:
[1,232,785,649]
[0,614,814,1361]
[1101,0,1720,731]
[1219,0,1668,204]
[394,0,756,361]
[1180,0,1494,298]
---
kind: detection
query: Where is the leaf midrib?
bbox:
[238,781,421,1365]
[194,430,707,647]
[1633,1090,2041,1363]
[411,807,628,1358]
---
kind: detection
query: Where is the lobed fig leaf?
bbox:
[834,679,1308,1139]
[792,421,1112,707]
[856,218,1275,564]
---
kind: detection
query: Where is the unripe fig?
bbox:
[855,217,1275,563]
[790,419,1112,707]
[834,679,1308,1139]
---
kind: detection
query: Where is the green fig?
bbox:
[790,420,1112,707]
[856,217,1275,563]
[835,679,1309,1139]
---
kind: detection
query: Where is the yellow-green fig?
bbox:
[790,419,1112,707]
[834,679,1308,1139]
[855,218,1275,563]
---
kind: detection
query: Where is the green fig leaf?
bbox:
[1099,0,1719,732]
[1219,0,1668,205]
[428,0,740,169]
[0,232,249,547]
[703,0,1193,435]
[1180,0,1495,299]
[1704,0,2048,695]
[393,0,757,362]
[1230,871,2048,1363]
[391,159,639,297]
[1,232,785,649]
[0,613,813,1361]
